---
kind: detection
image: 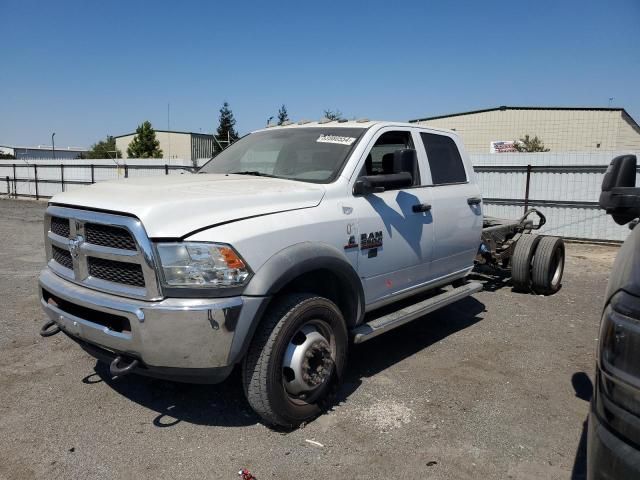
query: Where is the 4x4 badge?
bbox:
[344,235,358,250]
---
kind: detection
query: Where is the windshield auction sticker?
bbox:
[316,134,357,146]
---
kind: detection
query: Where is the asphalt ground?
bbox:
[0,199,617,479]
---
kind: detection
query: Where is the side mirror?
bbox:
[353,172,413,196]
[599,154,640,225]
[392,149,419,182]
[353,148,418,196]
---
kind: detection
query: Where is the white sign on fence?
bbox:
[489,141,518,153]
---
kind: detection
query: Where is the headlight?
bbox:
[156,242,250,288]
[598,291,640,418]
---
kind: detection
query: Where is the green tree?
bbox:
[0,152,16,159]
[323,109,343,121]
[127,121,163,158]
[216,101,239,141]
[87,135,122,159]
[277,104,289,125]
[513,134,550,152]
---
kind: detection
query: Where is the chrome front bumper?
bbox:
[39,269,264,379]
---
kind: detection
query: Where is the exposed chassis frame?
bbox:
[478,209,546,266]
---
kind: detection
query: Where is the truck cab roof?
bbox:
[255,119,457,136]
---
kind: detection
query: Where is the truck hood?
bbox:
[51,173,326,238]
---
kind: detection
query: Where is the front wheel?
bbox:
[242,294,348,428]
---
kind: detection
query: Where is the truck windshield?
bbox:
[199,127,366,183]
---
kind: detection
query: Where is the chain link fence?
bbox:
[0,158,207,199]
[1,153,638,242]
[473,151,639,242]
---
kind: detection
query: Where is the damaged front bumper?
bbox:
[38,268,265,383]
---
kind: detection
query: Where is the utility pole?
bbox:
[51,132,56,160]
[167,103,171,160]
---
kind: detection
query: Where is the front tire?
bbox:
[242,293,348,428]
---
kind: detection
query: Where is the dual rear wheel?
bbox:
[511,234,565,295]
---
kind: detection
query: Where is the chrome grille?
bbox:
[44,206,161,300]
[88,257,145,287]
[85,223,136,251]
[51,216,70,238]
[52,245,73,270]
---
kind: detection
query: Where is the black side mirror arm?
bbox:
[353,178,384,196]
[353,173,413,196]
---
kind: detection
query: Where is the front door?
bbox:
[350,128,435,306]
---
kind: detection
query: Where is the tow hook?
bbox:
[109,355,139,378]
[39,320,62,337]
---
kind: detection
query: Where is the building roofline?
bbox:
[0,145,87,151]
[408,106,640,130]
[113,130,213,138]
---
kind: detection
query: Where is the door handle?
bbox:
[467,196,482,205]
[412,203,432,213]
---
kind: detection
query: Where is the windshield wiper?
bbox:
[228,170,274,177]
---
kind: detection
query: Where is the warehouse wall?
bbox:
[617,112,640,151]
[116,132,193,160]
[416,109,638,154]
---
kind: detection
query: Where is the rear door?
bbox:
[418,131,483,279]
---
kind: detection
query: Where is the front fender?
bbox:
[228,242,364,364]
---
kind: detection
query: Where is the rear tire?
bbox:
[531,236,565,295]
[242,293,348,428]
[511,234,541,292]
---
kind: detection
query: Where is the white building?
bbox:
[410,106,640,154]
[115,130,222,161]
[0,145,88,160]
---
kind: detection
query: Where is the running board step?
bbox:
[352,282,482,344]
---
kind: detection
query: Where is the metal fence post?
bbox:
[60,163,65,192]
[523,164,532,214]
[91,164,95,184]
[165,164,169,175]
[34,164,39,200]
[12,164,17,198]
[124,164,129,178]
[5,176,9,196]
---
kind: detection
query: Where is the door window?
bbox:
[359,131,420,187]
[420,133,467,185]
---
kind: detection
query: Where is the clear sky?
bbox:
[1,0,639,148]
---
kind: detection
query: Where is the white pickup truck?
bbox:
[38,120,564,427]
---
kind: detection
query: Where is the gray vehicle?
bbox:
[38,120,564,427]
[588,154,640,479]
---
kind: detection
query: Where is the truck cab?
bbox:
[39,121,483,427]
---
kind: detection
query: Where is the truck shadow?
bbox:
[571,372,593,480]
[90,295,485,429]
[92,361,258,427]
[469,264,513,292]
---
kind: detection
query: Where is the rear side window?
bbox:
[420,133,467,185]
